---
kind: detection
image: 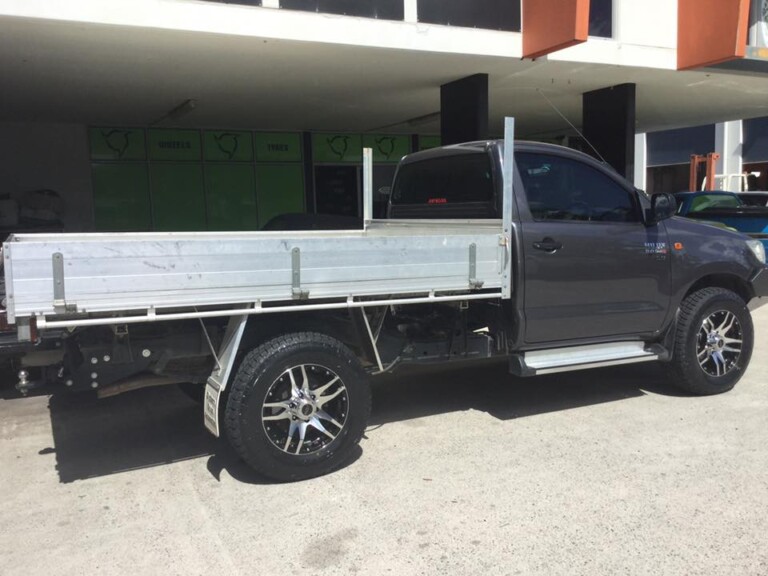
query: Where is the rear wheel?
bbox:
[669,287,753,395]
[224,332,371,481]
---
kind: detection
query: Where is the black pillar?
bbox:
[440,74,489,145]
[582,83,636,180]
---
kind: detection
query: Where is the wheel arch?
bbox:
[662,274,753,350]
[682,273,753,305]
[238,309,372,363]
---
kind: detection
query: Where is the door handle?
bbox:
[533,238,562,252]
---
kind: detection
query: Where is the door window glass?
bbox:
[517,152,637,222]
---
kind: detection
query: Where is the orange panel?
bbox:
[522,0,590,60]
[678,0,750,70]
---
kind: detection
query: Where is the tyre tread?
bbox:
[224,332,370,481]
[669,287,752,395]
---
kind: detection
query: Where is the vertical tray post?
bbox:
[501,118,515,300]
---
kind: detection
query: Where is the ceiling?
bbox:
[2,15,768,138]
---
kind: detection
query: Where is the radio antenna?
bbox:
[536,88,607,164]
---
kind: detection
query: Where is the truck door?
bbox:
[515,151,671,344]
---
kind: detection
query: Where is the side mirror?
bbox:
[647,193,676,225]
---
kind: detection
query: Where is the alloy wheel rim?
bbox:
[261,364,349,455]
[696,310,743,377]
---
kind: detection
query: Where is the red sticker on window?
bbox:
[428,198,448,204]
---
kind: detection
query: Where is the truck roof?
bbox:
[400,139,601,166]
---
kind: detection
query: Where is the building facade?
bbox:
[0,0,767,232]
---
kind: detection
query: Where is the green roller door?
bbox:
[92,163,151,231]
[255,164,305,228]
[150,163,206,231]
[205,164,259,231]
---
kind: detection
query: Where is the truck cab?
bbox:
[389,140,767,352]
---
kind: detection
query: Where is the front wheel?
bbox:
[669,287,754,395]
[224,332,371,481]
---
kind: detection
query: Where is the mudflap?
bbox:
[202,308,252,437]
[203,382,222,436]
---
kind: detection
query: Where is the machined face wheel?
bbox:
[261,364,349,456]
[696,309,743,377]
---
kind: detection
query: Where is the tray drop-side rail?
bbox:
[2,220,506,323]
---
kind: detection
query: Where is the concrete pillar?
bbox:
[715,120,743,190]
[403,0,417,23]
[582,83,636,180]
[634,133,647,191]
[440,74,489,145]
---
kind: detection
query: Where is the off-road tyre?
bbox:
[224,332,371,482]
[669,287,753,395]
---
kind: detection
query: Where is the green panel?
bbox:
[150,163,206,231]
[92,163,151,231]
[148,129,201,161]
[255,132,303,162]
[89,127,146,160]
[362,134,410,163]
[313,133,362,163]
[255,164,305,228]
[205,164,259,231]
[204,130,253,162]
[418,135,442,151]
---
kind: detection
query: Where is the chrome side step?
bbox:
[510,341,663,376]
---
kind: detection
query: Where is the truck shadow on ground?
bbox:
[369,360,683,426]
[39,361,685,484]
[44,386,217,483]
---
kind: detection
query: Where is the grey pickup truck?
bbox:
[389,139,767,379]
[2,130,767,481]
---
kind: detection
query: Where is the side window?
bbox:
[391,153,493,205]
[517,152,637,223]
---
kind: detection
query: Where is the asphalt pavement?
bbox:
[1,305,767,576]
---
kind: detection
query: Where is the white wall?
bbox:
[0,0,523,59]
[0,122,93,231]
[634,133,647,190]
[715,120,744,183]
[615,0,676,49]
[552,0,677,69]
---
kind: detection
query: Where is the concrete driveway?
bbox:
[2,306,767,576]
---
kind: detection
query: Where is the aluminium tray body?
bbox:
[2,219,509,323]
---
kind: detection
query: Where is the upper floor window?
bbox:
[280,0,404,21]
[749,0,768,47]
[589,0,613,38]
[206,0,262,5]
[418,0,521,32]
